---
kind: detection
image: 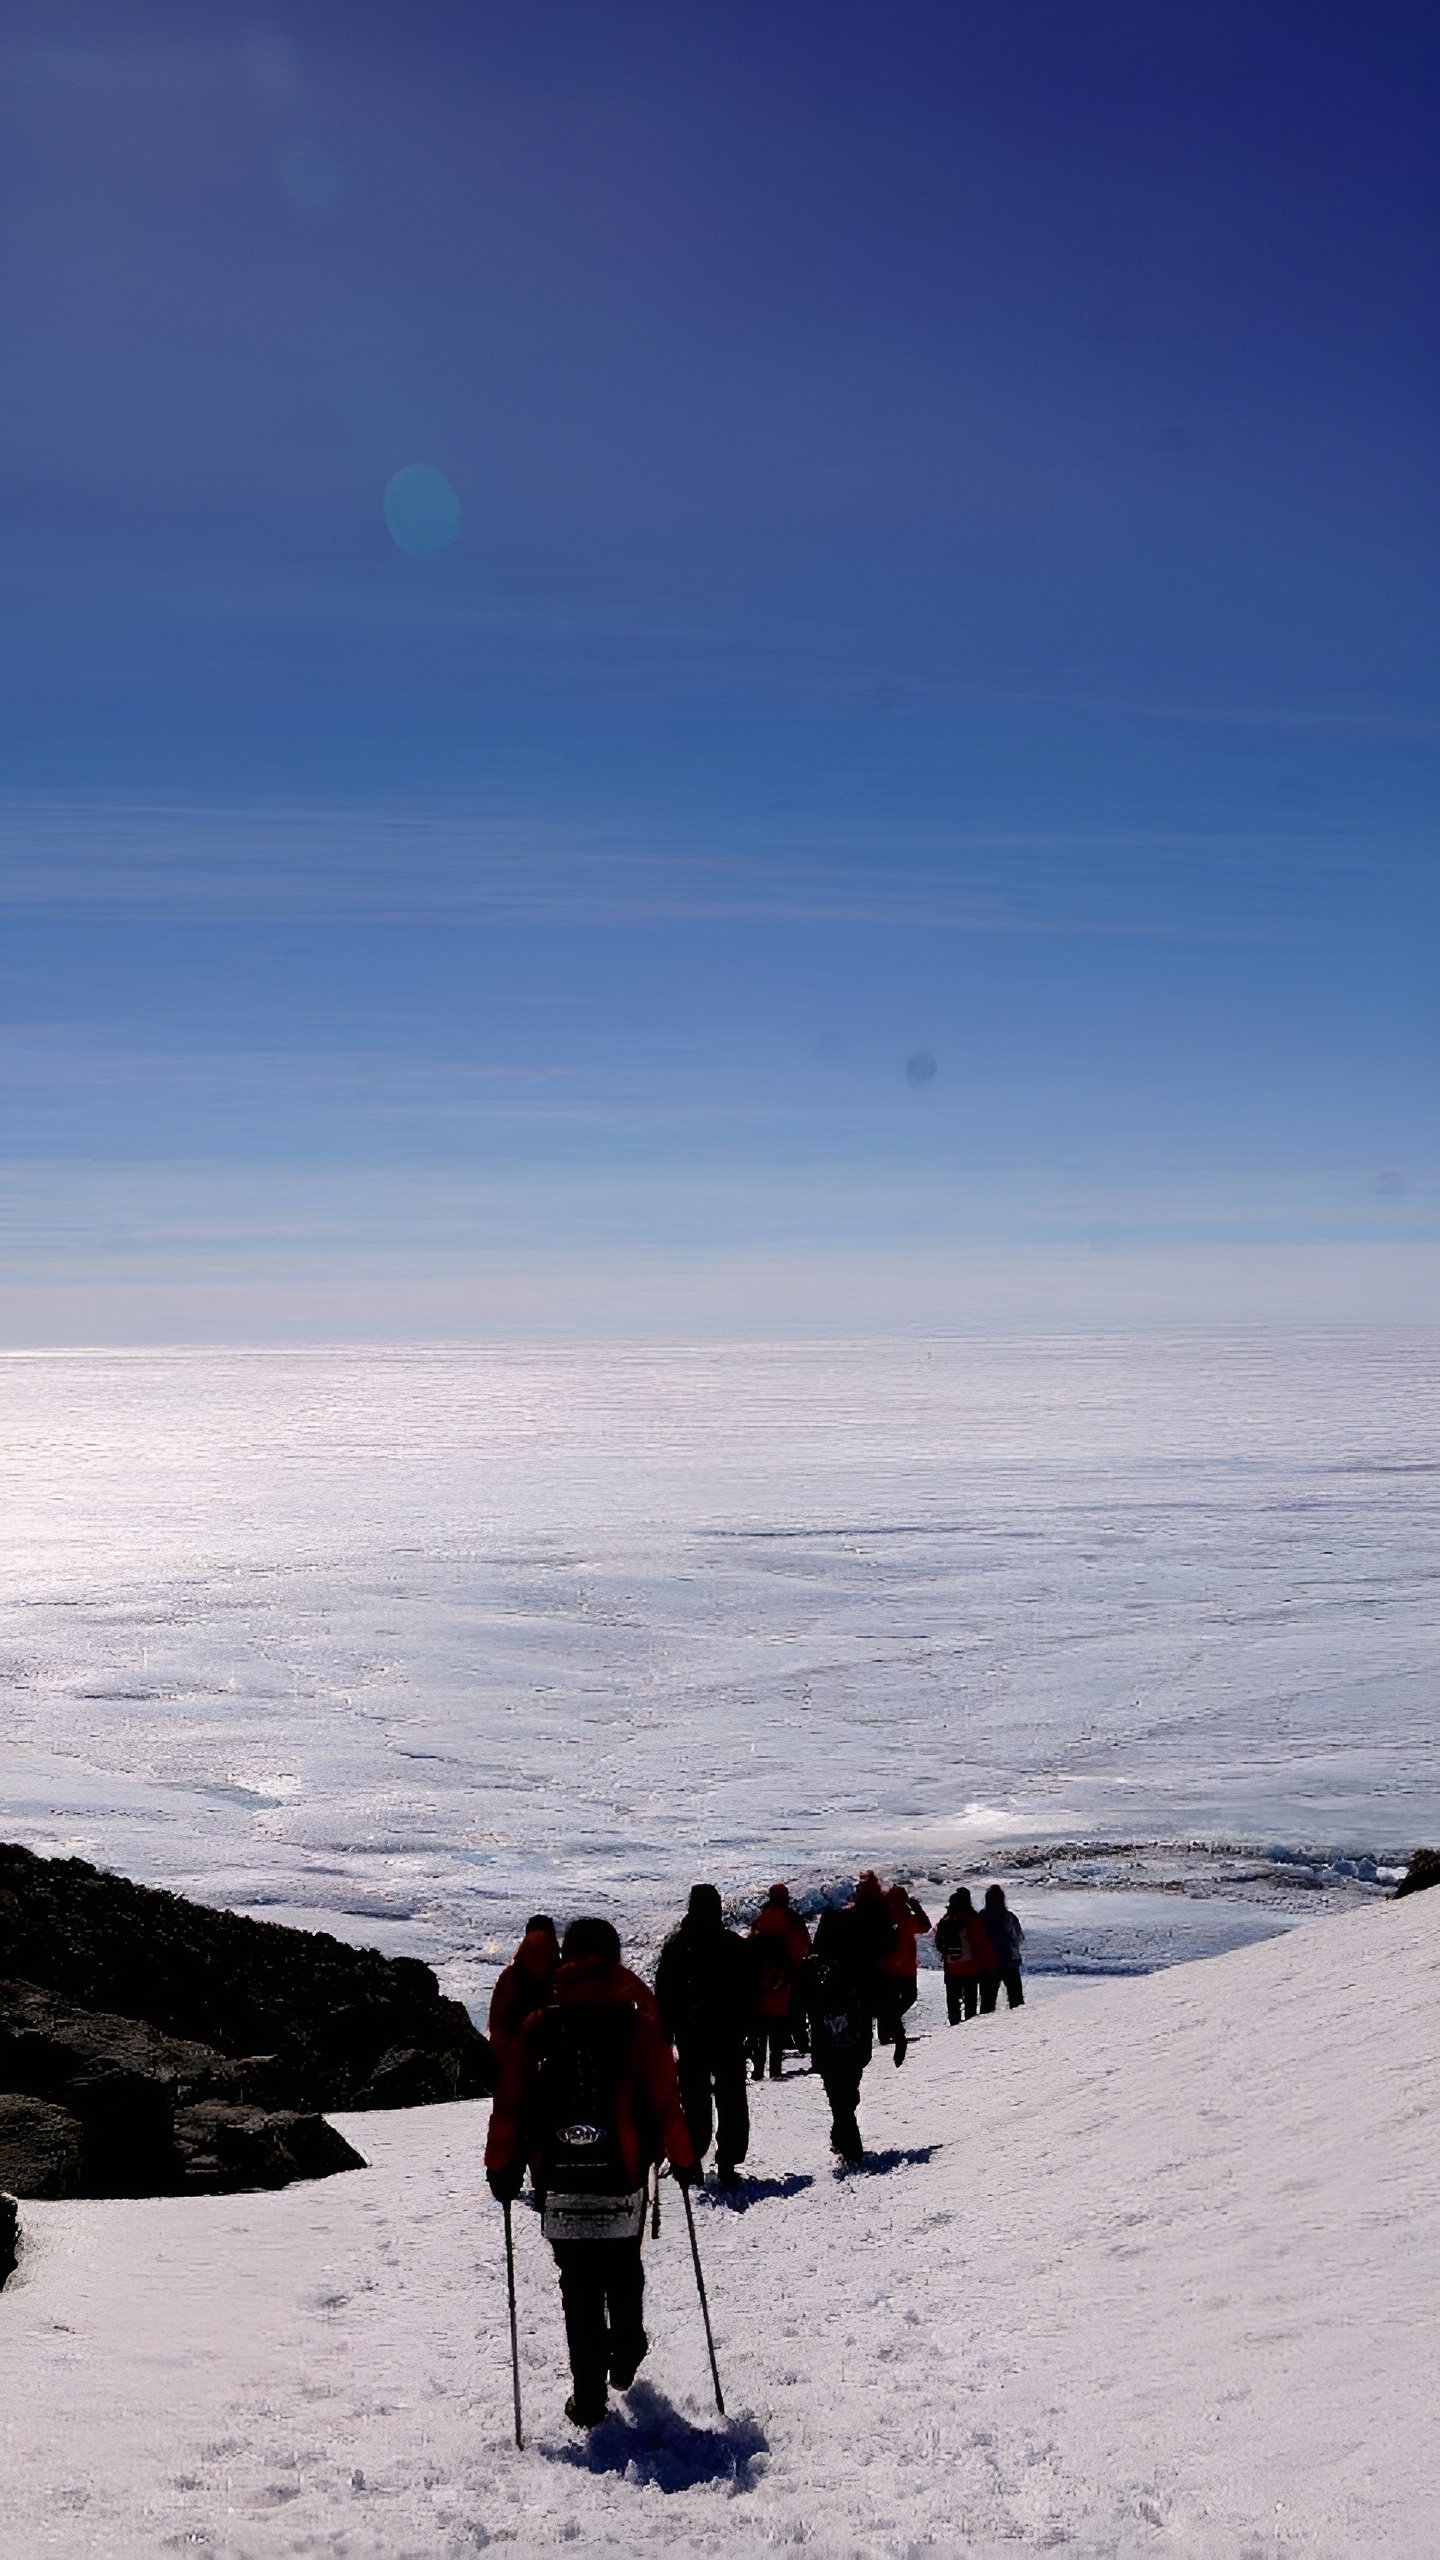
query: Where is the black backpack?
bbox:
[806,1958,872,2062]
[530,2002,639,2196]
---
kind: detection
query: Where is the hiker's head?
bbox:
[885,1883,909,1917]
[984,1885,1006,1912]
[526,1913,558,1938]
[949,1886,974,1914]
[560,1916,621,1967]
[856,1870,885,1902]
[767,1883,790,1908]
[686,1883,724,1931]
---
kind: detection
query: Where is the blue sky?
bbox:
[2,0,1436,1339]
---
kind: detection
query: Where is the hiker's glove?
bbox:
[671,2161,700,2189]
[488,2167,523,2204]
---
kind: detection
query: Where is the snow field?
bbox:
[1,1893,1435,2558]
[4,1337,1438,1961]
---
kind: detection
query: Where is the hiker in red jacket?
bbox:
[874,1882,931,2066]
[747,1884,813,2080]
[486,1917,697,2429]
[487,1915,560,2062]
[934,1886,995,2024]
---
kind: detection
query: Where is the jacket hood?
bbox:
[554,1955,628,2005]
[514,1926,559,1978]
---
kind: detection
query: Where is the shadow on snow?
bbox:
[696,2172,814,2213]
[549,2382,767,2492]
[835,2143,941,2178]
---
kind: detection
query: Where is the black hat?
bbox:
[561,1916,621,1965]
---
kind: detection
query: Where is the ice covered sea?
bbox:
[3,1332,1436,2004]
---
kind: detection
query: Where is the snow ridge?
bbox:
[1,1893,1435,2557]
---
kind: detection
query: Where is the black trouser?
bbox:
[748,2019,788,2079]
[677,2038,750,2168]
[874,1977,917,2046]
[551,2238,646,2410]
[819,2058,866,2160]
[980,1966,1024,2010]
[945,1975,980,2023]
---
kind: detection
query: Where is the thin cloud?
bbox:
[0,792,1381,940]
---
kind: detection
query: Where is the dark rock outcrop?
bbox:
[0,1842,493,2111]
[0,1843,494,2199]
[0,1977,263,2108]
[0,2094,85,2199]
[0,1980,360,2197]
[1394,1847,1440,1899]
[172,2102,364,2193]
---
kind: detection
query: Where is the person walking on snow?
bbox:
[934,1886,995,2024]
[851,1870,898,1967]
[485,1916,697,2429]
[487,1915,560,2063]
[980,1884,1025,2010]
[874,1882,931,2065]
[805,1899,882,2163]
[655,1883,759,2188]
[747,1883,812,2080]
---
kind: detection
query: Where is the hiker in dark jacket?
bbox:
[747,1883,812,2080]
[654,1882,759,2188]
[979,1884,1025,2010]
[805,1902,879,2163]
[852,1869,899,1969]
[486,1916,696,2429]
[934,1887,995,2024]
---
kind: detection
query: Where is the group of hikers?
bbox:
[483,1870,1024,2429]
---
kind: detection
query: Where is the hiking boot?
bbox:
[609,2330,648,2390]
[893,2027,908,2067]
[715,2161,742,2190]
[768,2060,783,2079]
[565,2392,609,2428]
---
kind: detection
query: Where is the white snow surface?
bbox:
[2,1335,1436,1982]
[2,1894,1436,2559]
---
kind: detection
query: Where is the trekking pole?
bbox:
[651,2162,662,2239]
[678,2180,726,2417]
[502,2201,524,2450]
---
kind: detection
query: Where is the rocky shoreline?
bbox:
[0,1842,494,2212]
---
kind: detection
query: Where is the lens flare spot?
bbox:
[383,464,463,558]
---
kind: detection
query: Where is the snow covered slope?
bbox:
[1,1894,1435,2558]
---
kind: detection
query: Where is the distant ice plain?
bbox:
[2,1333,1435,1997]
